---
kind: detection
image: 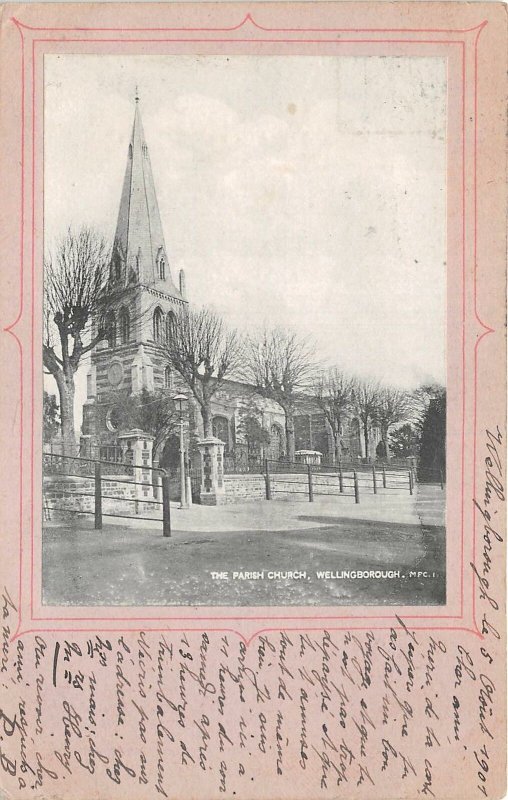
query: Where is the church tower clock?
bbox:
[82,92,188,444]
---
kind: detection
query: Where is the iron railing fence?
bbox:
[265,458,414,476]
[223,454,264,474]
[42,450,442,525]
[188,459,202,500]
[97,444,124,464]
[221,455,417,476]
[366,456,417,468]
[263,459,418,503]
[43,453,172,536]
[44,451,135,478]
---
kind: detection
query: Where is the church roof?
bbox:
[113,94,183,299]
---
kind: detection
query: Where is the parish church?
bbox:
[81,96,380,469]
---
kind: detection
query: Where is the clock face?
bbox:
[108,362,123,387]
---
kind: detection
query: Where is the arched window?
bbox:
[269,423,285,461]
[349,418,362,458]
[153,307,164,343]
[159,256,166,281]
[104,311,116,348]
[166,311,175,344]
[164,365,174,390]
[119,307,130,344]
[212,416,230,450]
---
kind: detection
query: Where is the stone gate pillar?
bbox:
[118,429,154,500]
[197,436,226,505]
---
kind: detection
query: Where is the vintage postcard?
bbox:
[0,1,506,798]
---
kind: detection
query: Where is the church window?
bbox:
[212,416,230,450]
[159,256,166,280]
[119,307,130,344]
[153,307,164,343]
[166,311,175,343]
[104,311,116,348]
[128,143,133,159]
[164,365,174,390]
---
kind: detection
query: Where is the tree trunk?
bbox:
[152,443,162,467]
[201,404,211,438]
[334,432,341,464]
[363,419,369,461]
[55,371,76,456]
[285,411,295,462]
[383,425,391,462]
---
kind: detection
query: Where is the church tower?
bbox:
[82,93,188,443]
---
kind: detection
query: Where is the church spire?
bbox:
[112,95,181,298]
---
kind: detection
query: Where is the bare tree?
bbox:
[353,378,381,460]
[375,386,411,460]
[164,306,243,437]
[243,328,317,461]
[312,368,355,463]
[44,227,114,450]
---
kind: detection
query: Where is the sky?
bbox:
[44,54,447,419]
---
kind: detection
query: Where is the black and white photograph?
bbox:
[42,54,447,607]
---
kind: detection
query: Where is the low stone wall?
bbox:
[222,472,355,504]
[44,476,158,521]
[223,474,266,504]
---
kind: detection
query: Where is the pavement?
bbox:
[415,484,446,526]
[42,484,446,607]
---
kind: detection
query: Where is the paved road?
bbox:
[43,494,445,607]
